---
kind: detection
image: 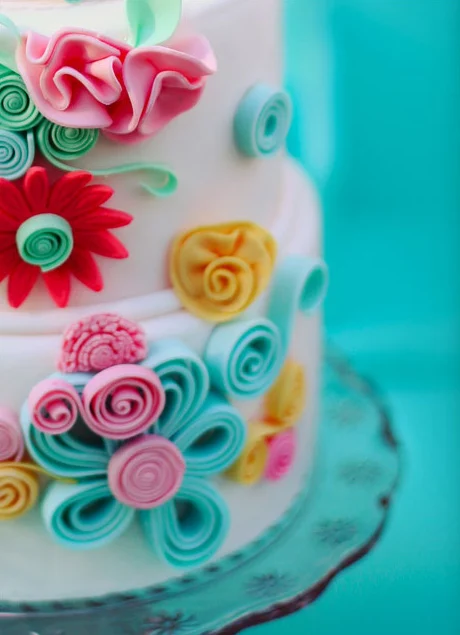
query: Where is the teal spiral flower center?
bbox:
[16,214,74,272]
[0,71,43,131]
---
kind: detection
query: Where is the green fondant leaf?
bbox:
[126,0,182,47]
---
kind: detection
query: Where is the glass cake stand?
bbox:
[1,349,400,635]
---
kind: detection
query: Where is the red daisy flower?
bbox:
[0,167,132,308]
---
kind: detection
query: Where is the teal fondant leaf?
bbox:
[126,0,182,48]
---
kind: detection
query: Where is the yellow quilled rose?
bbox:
[0,463,39,520]
[265,361,307,430]
[170,221,277,322]
[227,421,273,486]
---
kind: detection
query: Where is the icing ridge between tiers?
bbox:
[0,160,319,335]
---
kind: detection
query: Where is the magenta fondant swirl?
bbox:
[58,313,148,373]
[16,29,217,144]
[108,435,185,509]
[0,407,24,461]
[264,429,297,482]
[28,379,81,436]
[82,365,165,439]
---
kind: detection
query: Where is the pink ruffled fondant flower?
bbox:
[16,28,217,144]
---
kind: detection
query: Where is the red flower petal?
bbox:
[71,207,133,231]
[0,232,16,253]
[43,267,72,308]
[23,167,50,214]
[0,246,20,281]
[74,230,129,259]
[0,179,31,223]
[7,260,40,308]
[48,171,93,216]
[68,185,115,220]
[67,248,104,292]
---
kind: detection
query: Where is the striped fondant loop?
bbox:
[28,378,82,436]
[234,84,293,158]
[204,318,283,400]
[0,129,34,180]
[267,255,329,355]
[82,365,166,440]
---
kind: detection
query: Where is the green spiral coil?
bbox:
[0,67,43,131]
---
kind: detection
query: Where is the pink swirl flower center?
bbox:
[108,435,185,510]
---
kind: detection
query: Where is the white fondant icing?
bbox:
[0,159,323,601]
[0,0,284,311]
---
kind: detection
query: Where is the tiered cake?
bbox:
[0,0,327,602]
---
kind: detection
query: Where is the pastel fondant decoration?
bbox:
[59,313,148,374]
[108,435,185,509]
[0,129,34,180]
[0,64,43,131]
[264,429,297,482]
[0,167,133,308]
[141,475,230,568]
[42,479,135,550]
[173,392,247,477]
[142,340,210,438]
[82,365,166,440]
[0,462,39,520]
[204,318,283,400]
[234,84,292,158]
[0,407,23,462]
[16,28,217,144]
[23,341,245,561]
[170,222,277,323]
[126,0,182,47]
[226,421,273,486]
[35,119,178,198]
[28,378,81,435]
[267,255,329,354]
[265,361,307,430]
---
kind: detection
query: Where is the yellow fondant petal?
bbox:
[170,222,277,323]
[0,463,39,520]
[265,361,307,430]
[226,421,273,485]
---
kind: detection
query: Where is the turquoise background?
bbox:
[254,1,460,633]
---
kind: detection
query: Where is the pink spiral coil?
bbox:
[82,365,165,440]
[108,435,185,509]
[0,407,24,461]
[28,379,81,435]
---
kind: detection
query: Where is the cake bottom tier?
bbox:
[0,160,323,603]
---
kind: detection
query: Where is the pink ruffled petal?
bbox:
[105,35,217,140]
[23,167,50,214]
[7,260,40,308]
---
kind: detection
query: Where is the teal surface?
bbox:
[255,1,460,633]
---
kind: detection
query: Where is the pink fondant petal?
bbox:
[23,167,50,214]
[7,260,40,308]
